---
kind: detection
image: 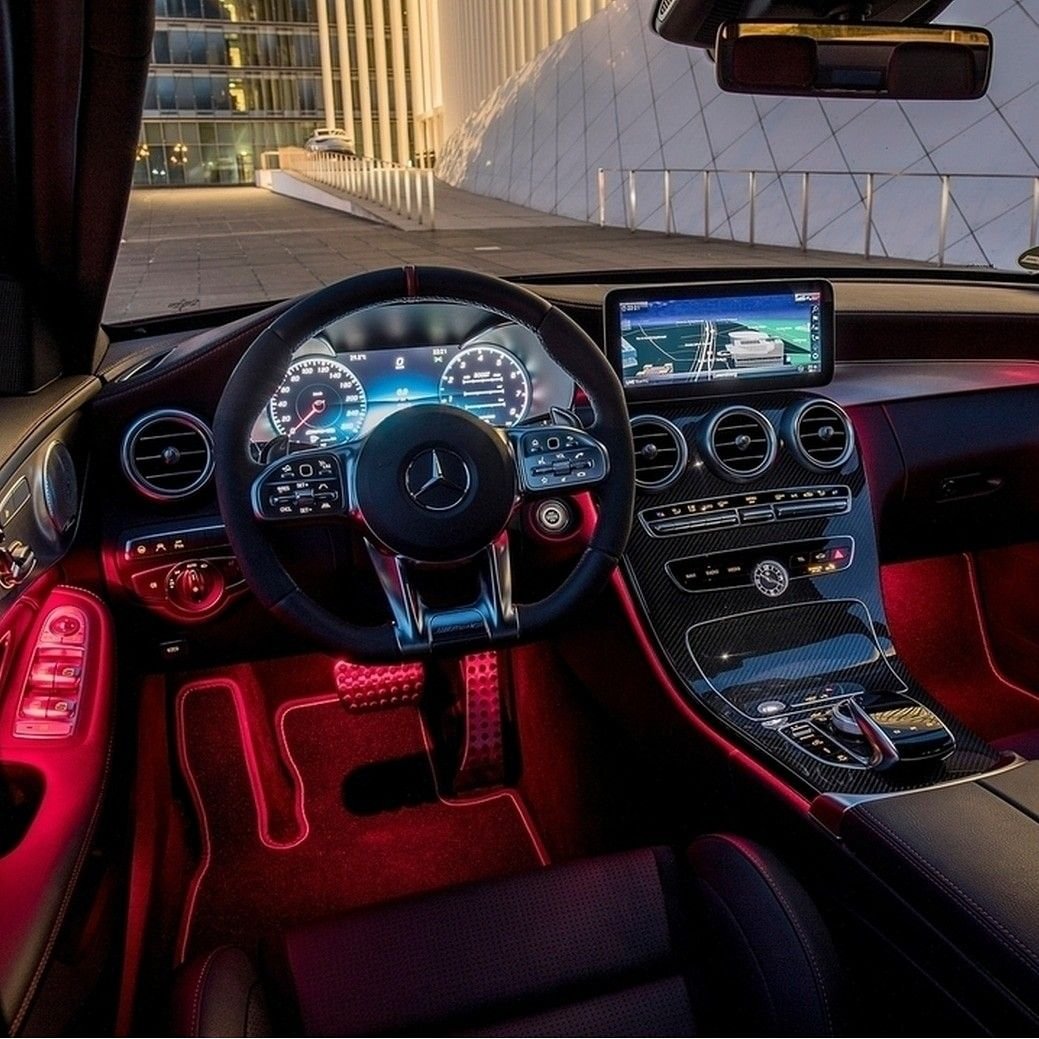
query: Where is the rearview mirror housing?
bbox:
[715,21,992,100]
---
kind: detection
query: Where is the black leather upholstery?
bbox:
[686,834,842,1036]
[840,762,1039,1028]
[174,839,842,1037]
[172,947,272,1038]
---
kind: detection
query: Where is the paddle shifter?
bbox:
[830,692,955,770]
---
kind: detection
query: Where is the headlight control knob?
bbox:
[166,559,225,614]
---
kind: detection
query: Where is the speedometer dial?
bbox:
[269,357,367,446]
[438,345,531,427]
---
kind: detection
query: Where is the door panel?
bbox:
[0,377,111,1033]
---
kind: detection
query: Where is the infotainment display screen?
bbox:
[604,280,834,400]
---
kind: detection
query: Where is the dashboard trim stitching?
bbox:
[99,303,290,401]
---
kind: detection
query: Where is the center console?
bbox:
[605,280,1004,796]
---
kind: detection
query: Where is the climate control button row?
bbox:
[640,485,850,538]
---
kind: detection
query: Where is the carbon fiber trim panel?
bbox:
[621,393,1001,798]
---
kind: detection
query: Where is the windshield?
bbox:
[105,0,1037,324]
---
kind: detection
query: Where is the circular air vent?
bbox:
[701,406,777,481]
[631,415,687,490]
[121,410,214,501]
[785,400,855,471]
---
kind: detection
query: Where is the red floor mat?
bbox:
[175,669,547,964]
[882,554,1039,742]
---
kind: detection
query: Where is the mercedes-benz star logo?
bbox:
[404,448,472,512]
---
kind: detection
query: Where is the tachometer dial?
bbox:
[269,357,367,446]
[438,345,531,427]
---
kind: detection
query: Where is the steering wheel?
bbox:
[213,266,634,660]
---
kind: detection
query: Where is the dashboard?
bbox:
[247,303,575,452]
[86,272,1039,730]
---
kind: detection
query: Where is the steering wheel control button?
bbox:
[514,426,608,491]
[752,560,789,598]
[405,448,472,512]
[356,406,516,563]
[254,453,345,519]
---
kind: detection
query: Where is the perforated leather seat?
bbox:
[173,835,843,1037]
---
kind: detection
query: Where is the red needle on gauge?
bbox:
[290,397,326,436]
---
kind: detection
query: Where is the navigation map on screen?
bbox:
[617,288,824,390]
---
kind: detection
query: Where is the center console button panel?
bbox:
[666,536,853,594]
[640,485,850,538]
[780,691,955,771]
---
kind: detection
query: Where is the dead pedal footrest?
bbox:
[333,660,424,711]
[452,651,507,793]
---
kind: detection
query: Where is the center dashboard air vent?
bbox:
[121,409,214,501]
[785,400,855,472]
[700,406,777,481]
[631,415,687,490]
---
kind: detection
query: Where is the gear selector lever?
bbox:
[831,692,955,770]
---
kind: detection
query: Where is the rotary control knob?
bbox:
[751,559,789,598]
[165,559,225,614]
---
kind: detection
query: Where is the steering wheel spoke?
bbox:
[365,534,517,656]
[509,424,610,495]
[250,444,359,523]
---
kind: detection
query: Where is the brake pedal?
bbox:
[333,659,424,711]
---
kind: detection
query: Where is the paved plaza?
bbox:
[107,183,907,323]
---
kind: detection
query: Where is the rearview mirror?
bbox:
[715,22,992,100]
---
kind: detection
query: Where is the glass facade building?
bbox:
[138,0,369,185]
[135,0,612,187]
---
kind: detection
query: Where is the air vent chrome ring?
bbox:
[121,409,215,501]
[631,415,688,491]
[785,400,855,472]
[701,405,777,482]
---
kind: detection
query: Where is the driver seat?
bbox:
[172,836,843,1036]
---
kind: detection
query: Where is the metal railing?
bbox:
[596,166,1039,266]
[263,148,436,228]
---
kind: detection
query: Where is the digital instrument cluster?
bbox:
[250,321,574,450]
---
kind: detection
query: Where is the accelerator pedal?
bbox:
[451,651,508,795]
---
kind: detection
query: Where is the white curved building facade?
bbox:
[436,0,1039,270]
